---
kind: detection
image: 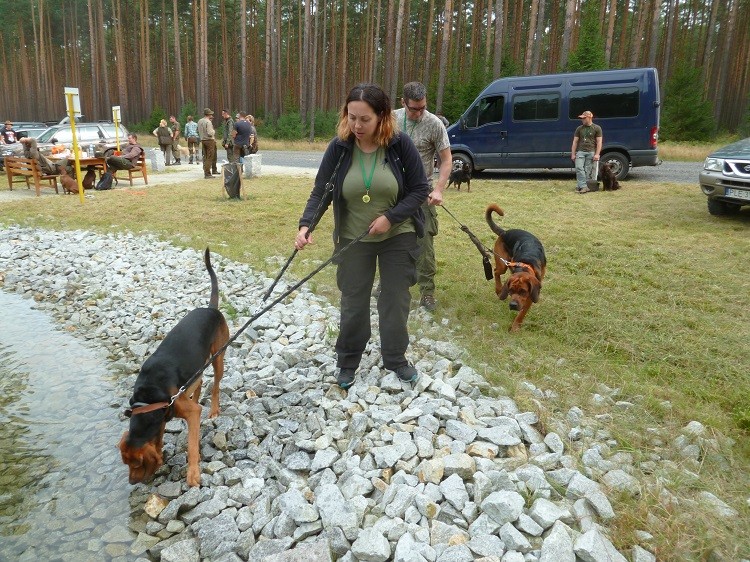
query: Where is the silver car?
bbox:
[1,122,130,160]
[699,137,750,215]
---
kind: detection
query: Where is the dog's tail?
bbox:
[204,247,219,309]
[485,203,506,237]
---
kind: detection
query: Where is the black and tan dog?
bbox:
[486,203,546,332]
[447,160,472,192]
[119,248,229,487]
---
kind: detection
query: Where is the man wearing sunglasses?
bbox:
[394,82,452,312]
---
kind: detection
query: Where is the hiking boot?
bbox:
[576,186,590,194]
[189,158,194,164]
[175,159,181,165]
[395,364,418,383]
[204,174,213,179]
[419,294,436,311]
[336,368,356,389]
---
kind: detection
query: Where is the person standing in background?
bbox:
[393,81,452,312]
[221,109,235,163]
[231,112,252,163]
[1,121,18,144]
[198,108,219,179]
[153,119,174,165]
[571,110,602,194]
[184,115,199,164]
[169,115,181,165]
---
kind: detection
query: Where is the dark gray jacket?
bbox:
[299,133,429,241]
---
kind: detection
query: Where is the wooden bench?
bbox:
[5,156,59,196]
[112,152,148,186]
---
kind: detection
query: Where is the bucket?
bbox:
[586,164,600,191]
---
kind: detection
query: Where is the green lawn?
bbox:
[2,172,748,560]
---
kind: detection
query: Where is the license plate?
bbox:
[725,187,750,200]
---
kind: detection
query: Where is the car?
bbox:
[1,121,130,168]
[17,126,49,140]
[699,137,750,215]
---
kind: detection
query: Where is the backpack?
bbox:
[95,171,114,191]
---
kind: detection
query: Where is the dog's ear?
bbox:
[530,279,541,303]
[499,280,510,300]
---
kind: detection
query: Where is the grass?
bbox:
[2,165,749,559]
[657,135,743,161]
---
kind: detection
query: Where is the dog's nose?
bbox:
[509,301,520,311]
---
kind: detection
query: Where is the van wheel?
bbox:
[600,152,629,180]
[452,154,474,175]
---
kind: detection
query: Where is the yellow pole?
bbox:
[66,92,85,204]
[113,107,121,152]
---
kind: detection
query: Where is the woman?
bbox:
[295,83,429,389]
[153,119,173,165]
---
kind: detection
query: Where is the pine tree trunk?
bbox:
[435,0,452,113]
[492,0,505,77]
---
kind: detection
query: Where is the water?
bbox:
[0,290,137,561]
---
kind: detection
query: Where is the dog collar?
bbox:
[124,401,170,418]
[507,261,536,277]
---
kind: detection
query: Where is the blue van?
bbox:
[447,67,660,180]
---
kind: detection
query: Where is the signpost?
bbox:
[64,87,85,204]
[112,106,121,152]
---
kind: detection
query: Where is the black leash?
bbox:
[165,227,371,408]
[262,151,346,302]
[439,204,494,281]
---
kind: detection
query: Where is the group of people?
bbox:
[193,108,258,180]
[152,116,182,166]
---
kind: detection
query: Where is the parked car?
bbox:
[0,121,130,161]
[699,137,750,215]
[17,126,49,140]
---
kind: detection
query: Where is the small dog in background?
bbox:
[59,167,79,195]
[447,161,472,192]
[82,166,97,191]
[600,163,621,190]
[176,144,191,160]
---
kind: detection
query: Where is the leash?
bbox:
[439,204,536,279]
[127,226,371,418]
[439,204,494,281]
[262,151,346,302]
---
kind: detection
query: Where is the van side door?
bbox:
[507,92,568,168]
[459,94,506,169]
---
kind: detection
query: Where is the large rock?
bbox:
[481,491,525,526]
[351,528,391,562]
[574,529,627,562]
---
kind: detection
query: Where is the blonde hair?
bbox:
[336,83,396,147]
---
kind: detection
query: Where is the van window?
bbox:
[465,95,504,128]
[569,87,639,119]
[513,93,560,121]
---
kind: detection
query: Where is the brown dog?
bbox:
[600,163,621,190]
[82,166,97,191]
[486,203,546,332]
[59,167,79,194]
[119,248,229,487]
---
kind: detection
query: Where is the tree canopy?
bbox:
[1,0,748,137]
